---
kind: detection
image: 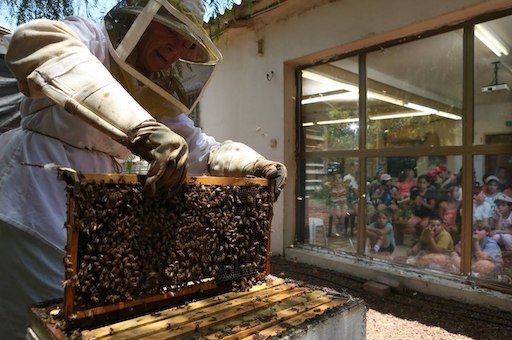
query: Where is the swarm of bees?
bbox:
[65,179,273,308]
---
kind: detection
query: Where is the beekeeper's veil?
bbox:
[103,0,222,116]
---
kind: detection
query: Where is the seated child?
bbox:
[407,214,454,270]
[471,222,503,279]
[491,195,512,251]
[407,175,437,235]
[365,209,396,254]
[473,190,492,226]
[439,184,461,243]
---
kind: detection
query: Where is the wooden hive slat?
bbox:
[77,278,350,340]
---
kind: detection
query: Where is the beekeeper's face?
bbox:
[136,21,195,74]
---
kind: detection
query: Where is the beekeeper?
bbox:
[0,0,287,337]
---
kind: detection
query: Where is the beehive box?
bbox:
[29,276,367,340]
[61,174,273,325]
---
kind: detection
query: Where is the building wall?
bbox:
[200,0,508,255]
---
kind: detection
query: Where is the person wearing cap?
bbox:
[484,175,505,212]
[372,173,400,211]
[433,163,457,189]
[0,1,287,337]
[491,195,512,251]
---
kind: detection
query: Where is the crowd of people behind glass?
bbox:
[362,164,512,282]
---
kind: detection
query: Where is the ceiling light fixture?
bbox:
[369,111,431,120]
[367,92,405,106]
[301,91,359,104]
[475,24,509,57]
[302,70,358,92]
[302,71,461,120]
[436,111,462,120]
[316,118,359,125]
[404,102,438,114]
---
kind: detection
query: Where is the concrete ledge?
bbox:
[285,247,512,312]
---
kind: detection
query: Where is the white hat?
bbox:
[485,175,499,184]
[380,173,392,181]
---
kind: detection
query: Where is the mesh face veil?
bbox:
[103,0,222,115]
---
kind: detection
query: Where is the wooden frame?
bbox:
[62,174,272,322]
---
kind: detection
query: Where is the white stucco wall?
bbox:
[200,0,507,255]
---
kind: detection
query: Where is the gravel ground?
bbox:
[270,256,512,340]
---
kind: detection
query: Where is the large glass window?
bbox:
[297,13,512,290]
[474,16,512,145]
[472,154,512,283]
[365,155,462,274]
[366,31,463,148]
[301,57,359,151]
[305,157,359,253]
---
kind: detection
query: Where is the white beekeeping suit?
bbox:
[0,0,286,338]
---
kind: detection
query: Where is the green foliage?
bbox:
[4,0,89,25]
[310,182,332,205]
[4,0,247,30]
[205,0,253,40]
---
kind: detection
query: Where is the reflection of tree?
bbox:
[148,63,193,104]
[324,108,357,149]
[367,115,436,147]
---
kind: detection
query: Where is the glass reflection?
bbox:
[471,154,512,284]
[305,157,359,253]
[365,155,462,274]
[366,31,463,148]
[301,57,359,151]
[474,15,512,145]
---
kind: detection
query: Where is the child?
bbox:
[366,210,396,254]
[473,190,492,226]
[491,195,512,251]
[397,169,416,200]
[373,173,400,211]
[327,173,348,237]
[407,175,436,234]
[439,184,461,243]
[451,221,503,278]
[472,222,503,278]
[407,214,455,271]
[484,176,505,212]
[407,214,453,256]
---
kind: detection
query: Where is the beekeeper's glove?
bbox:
[208,141,287,201]
[129,121,188,197]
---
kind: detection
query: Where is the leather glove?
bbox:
[253,159,287,202]
[208,141,287,202]
[128,120,188,197]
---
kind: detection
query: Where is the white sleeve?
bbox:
[61,16,109,65]
[160,114,219,175]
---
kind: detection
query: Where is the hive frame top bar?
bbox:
[78,173,269,186]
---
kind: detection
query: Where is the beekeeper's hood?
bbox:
[103,0,222,115]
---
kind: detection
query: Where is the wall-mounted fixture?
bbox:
[257,39,264,56]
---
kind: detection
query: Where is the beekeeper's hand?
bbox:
[207,141,287,202]
[253,159,287,201]
[129,120,188,197]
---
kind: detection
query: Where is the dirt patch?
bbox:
[270,256,512,340]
